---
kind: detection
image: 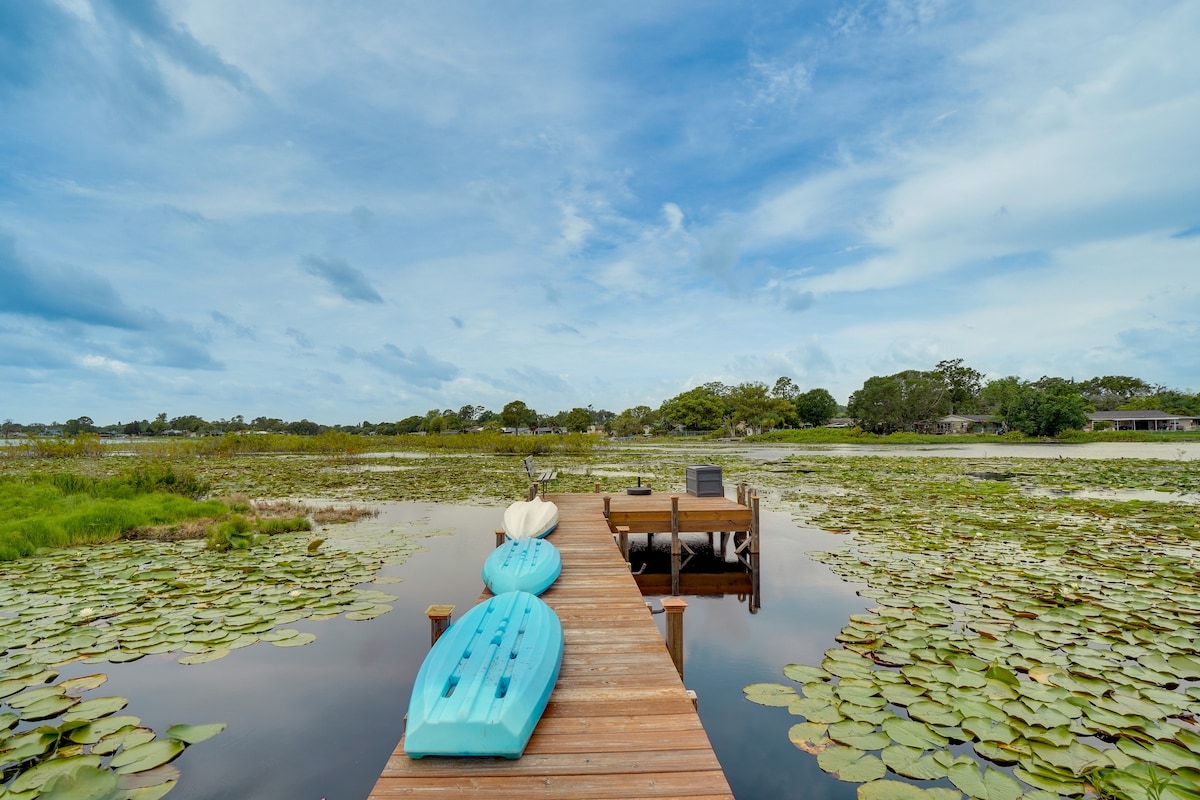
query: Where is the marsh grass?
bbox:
[0,479,228,560]
[312,505,380,524]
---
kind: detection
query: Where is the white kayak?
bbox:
[502,497,559,540]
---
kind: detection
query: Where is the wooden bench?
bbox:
[522,455,558,495]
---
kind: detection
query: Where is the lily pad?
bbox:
[817,745,887,782]
[744,683,798,707]
[165,722,227,744]
[109,738,187,773]
[947,762,1023,800]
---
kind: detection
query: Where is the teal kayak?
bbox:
[481,538,562,597]
[404,591,563,759]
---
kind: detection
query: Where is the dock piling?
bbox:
[661,597,687,679]
[670,495,680,596]
[425,604,454,647]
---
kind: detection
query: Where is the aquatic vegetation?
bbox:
[0,507,425,797]
[0,665,224,798]
[745,455,1200,799]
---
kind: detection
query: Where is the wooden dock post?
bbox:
[425,604,454,647]
[494,529,505,548]
[750,490,760,556]
[602,495,611,522]
[527,483,539,501]
[661,597,687,679]
[670,495,681,596]
[616,525,630,562]
[594,482,601,493]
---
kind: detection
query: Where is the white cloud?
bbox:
[79,355,133,376]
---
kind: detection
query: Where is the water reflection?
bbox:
[643,507,869,800]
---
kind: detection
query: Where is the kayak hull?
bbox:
[404,591,563,759]
[502,497,559,540]
[482,538,562,597]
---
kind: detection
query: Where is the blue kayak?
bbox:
[482,538,562,597]
[404,591,563,759]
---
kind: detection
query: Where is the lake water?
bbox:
[12,440,1198,798]
[17,500,865,799]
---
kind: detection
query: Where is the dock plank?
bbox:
[366,492,736,800]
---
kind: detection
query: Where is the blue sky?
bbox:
[2,0,1198,426]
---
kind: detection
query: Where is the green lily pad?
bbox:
[789,697,844,723]
[788,722,829,753]
[817,745,887,782]
[744,683,798,707]
[165,722,227,744]
[66,715,142,744]
[947,762,1023,800]
[8,755,104,794]
[57,674,109,693]
[178,648,231,665]
[18,693,79,720]
[109,738,187,773]
[858,780,959,800]
[62,696,129,722]
[882,717,949,750]
[880,744,950,780]
[38,764,121,800]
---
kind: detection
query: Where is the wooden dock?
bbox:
[366,492,737,800]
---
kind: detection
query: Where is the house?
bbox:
[824,418,854,428]
[1085,410,1198,432]
[936,414,1005,435]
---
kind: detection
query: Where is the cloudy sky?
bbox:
[3,1,1198,426]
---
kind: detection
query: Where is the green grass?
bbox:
[0,478,228,560]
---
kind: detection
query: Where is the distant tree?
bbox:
[564,407,592,433]
[981,376,1024,415]
[477,409,498,424]
[848,371,950,434]
[123,420,143,435]
[1003,383,1090,437]
[660,386,727,432]
[934,358,984,414]
[501,400,536,431]
[170,415,209,433]
[422,409,445,434]
[772,377,800,401]
[794,388,838,427]
[287,419,322,435]
[1122,388,1200,416]
[397,416,423,433]
[458,404,478,423]
[63,416,96,437]
[251,416,284,433]
[727,382,791,434]
[1079,375,1154,411]
[609,405,656,437]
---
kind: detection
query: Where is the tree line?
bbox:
[5,360,1196,440]
[846,360,1200,437]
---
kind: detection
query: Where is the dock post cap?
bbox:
[425,604,455,620]
[661,597,688,612]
